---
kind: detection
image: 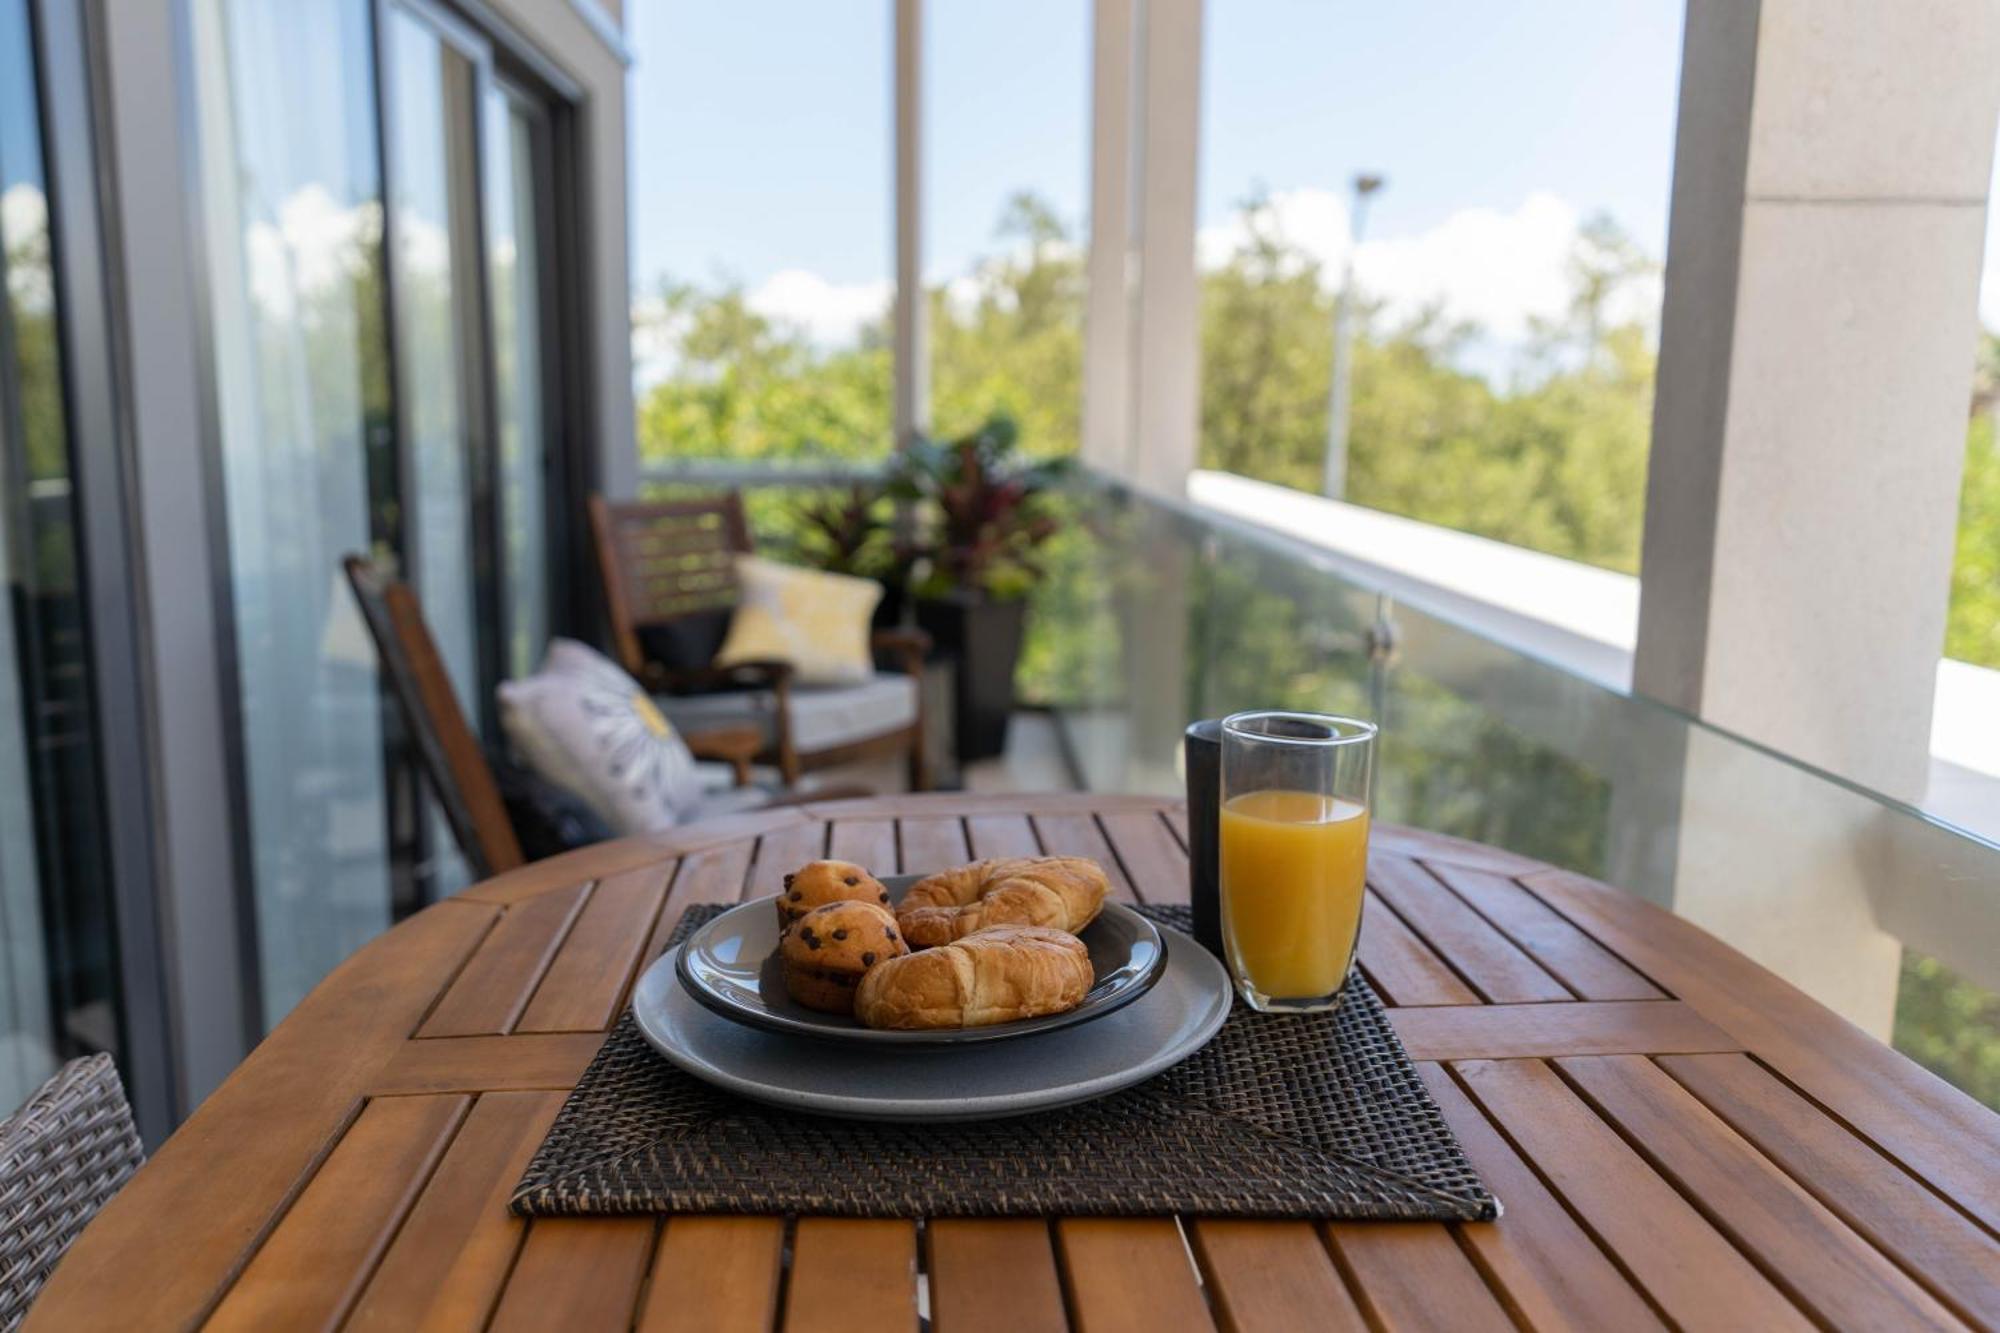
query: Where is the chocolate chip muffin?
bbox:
[775,859,893,929]
[779,900,909,1015]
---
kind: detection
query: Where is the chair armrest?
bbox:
[685,725,764,788]
[641,658,795,695]
[870,628,931,677]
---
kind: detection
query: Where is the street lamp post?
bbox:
[1322,173,1385,500]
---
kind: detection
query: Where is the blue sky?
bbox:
[630,2,1681,293]
[626,2,2000,353]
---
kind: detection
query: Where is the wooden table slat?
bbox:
[782,1218,918,1333]
[1524,865,2000,1233]
[1056,1219,1213,1333]
[638,1216,786,1333]
[346,1090,565,1332]
[927,1219,1070,1333]
[827,818,898,873]
[417,884,592,1038]
[205,1093,469,1331]
[1323,1221,1516,1333]
[487,1217,657,1333]
[1660,1052,2000,1329]
[1415,1065,1666,1331]
[1356,890,1481,1007]
[1188,1220,1366,1333]
[671,839,761,909]
[1032,815,1136,902]
[896,815,972,875]
[1368,855,1572,1003]
[1454,1057,1815,1330]
[21,898,499,1332]
[373,1032,603,1094]
[963,813,1042,860]
[1560,1055,1967,1331]
[1423,860,1666,1001]
[1388,1000,1741,1061]
[517,862,676,1032]
[1097,810,1189,906]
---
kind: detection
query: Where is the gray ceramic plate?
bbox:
[676,874,1167,1046]
[636,923,1232,1121]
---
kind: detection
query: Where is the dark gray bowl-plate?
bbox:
[675,873,1166,1046]
[638,923,1231,1121]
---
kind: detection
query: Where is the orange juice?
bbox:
[1218,789,1369,1000]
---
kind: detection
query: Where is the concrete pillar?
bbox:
[1081,0,1202,496]
[1082,0,1134,475]
[1636,0,2000,801]
[893,0,928,450]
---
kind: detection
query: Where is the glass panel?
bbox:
[925,0,1087,457]
[384,6,486,900]
[192,0,393,1020]
[0,0,123,1112]
[1196,1,1679,577]
[628,1,894,464]
[384,6,480,725]
[486,93,547,678]
[1039,477,2000,1109]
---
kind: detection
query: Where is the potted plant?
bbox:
[788,483,906,630]
[887,414,1067,760]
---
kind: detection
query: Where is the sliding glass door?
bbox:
[486,88,553,681]
[195,0,571,1024]
[0,0,133,1111]
[192,0,397,1020]
[382,0,490,900]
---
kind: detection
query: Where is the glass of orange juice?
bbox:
[1218,710,1376,1012]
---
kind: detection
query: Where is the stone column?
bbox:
[1635,0,2000,802]
[893,0,929,450]
[1081,0,1134,475]
[1081,0,1204,496]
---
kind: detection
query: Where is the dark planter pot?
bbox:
[915,593,1026,762]
[871,580,907,632]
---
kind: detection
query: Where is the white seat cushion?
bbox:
[655,672,916,754]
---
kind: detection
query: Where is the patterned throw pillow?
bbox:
[714,555,882,686]
[497,639,705,833]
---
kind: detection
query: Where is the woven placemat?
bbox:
[511,904,1496,1221]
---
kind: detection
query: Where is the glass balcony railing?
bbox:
[637,460,2000,1109]
[1029,474,2000,1110]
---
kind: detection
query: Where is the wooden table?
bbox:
[29,794,2000,1331]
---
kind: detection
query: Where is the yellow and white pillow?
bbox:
[715,556,881,687]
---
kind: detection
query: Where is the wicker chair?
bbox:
[0,1055,144,1329]
[588,493,931,790]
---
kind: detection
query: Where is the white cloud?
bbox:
[241,185,391,320]
[1,183,51,313]
[746,268,890,347]
[1198,188,1664,365]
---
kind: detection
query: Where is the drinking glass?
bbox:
[1218,710,1377,1012]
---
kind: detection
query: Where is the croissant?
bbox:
[896,856,1111,949]
[854,925,1093,1029]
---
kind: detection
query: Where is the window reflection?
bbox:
[0,0,123,1108]
[192,0,394,1021]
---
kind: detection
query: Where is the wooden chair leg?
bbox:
[907,726,930,792]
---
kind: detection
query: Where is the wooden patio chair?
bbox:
[342,556,848,879]
[587,493,932,791]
